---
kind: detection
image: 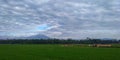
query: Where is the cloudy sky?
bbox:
[0,0,120,39]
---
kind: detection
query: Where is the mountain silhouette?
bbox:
[24,34,50,39]
[0,34,49,39]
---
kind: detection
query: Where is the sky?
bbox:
[0,0,120,39]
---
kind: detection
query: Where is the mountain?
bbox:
[0,36,14,39]
[0,34,50,39]
[23,34,50,39]
[101,38,116,40]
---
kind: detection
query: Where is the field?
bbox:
[0,44,120,60]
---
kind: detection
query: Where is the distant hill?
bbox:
[0,34,50,39]
[23,34,50,39]
[101,38,116,40]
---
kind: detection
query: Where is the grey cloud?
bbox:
[0,0,120,39]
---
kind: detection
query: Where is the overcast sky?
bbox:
[0,0,120,39]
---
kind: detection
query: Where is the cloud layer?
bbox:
[0,0,120,39]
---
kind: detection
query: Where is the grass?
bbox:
[0,44,120,60]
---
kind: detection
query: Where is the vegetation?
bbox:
[0,38,119,44]
[0,39,119,60]
[0,44,120,60]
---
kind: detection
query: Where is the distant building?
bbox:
[89,44,112,47]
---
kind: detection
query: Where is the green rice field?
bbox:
[0,44,120,60]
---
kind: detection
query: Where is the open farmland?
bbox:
[0,44,120,60]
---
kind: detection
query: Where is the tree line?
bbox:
[0,38,119,44]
